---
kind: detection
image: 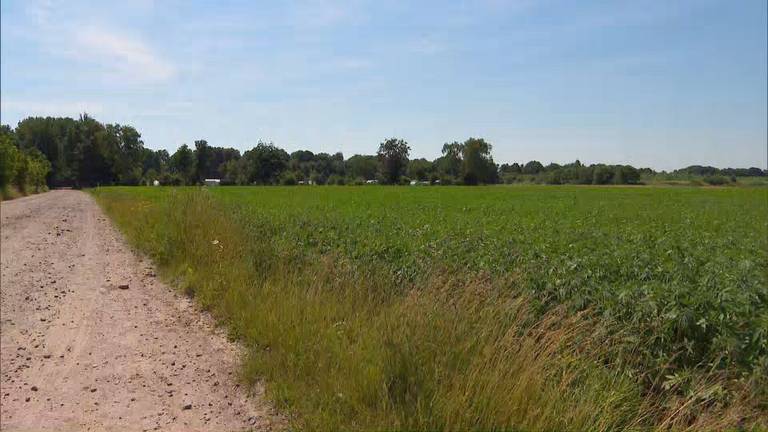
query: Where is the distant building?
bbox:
[204,179,221,186]
[153,180,160,186]
[365,179,378,184]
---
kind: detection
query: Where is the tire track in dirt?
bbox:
[1,190,277,431]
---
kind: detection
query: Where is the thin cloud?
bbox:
[73,27,175,82]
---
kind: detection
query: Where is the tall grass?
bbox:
[92,188,766,431]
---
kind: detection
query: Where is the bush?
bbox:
[327,174,345,185]
[281,172,298,186]
[545,171,563,185]
[439,175,455,185]
[704,175,729,186]
[501,173,520,184]
[0,136,21,191]
[0,136,50,197]
[592,166,614,185]
[310,173,326,185]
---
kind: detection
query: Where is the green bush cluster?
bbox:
[0,128,50,198]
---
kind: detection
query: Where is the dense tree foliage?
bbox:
[169,144,196,185]
[461,138,498,184]
[407,158,435,182]
[241,142,290,185]
[346,154,379,182]
[674,165,766,178]
[1,115,765,192]
[0,125,51,198]
[377,138,411,184]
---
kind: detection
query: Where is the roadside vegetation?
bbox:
[92,185,768,431]
[0,125,50,200]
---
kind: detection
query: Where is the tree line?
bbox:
[1,115,765,189]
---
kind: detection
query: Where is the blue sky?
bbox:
[1,0,766,170]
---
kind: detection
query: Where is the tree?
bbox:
[15,116,78,186]
[242,142,289,184]
[614,165,640,184]
[437,141,463,178]
[25,148,51,191]
[220,158,248,185]
[592,165,614,184]
[522,160,544,175]
[170,144,196,185]
[112,125,144,185]
[143,149,170,176]
[346,154,378,180]
[74,115,115,187]
[407,158,434,181]
[377,138,410,184]
[499,163,522,174]
[194,140,210,183]
[208,147,240,178]
[0,132,21,192]
[461,138,497,185]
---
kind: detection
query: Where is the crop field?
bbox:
[91,185,768,430]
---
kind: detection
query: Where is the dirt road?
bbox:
[0,190,274,431]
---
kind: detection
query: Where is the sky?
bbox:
[1,0,766,170]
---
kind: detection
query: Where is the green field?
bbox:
[92,185,768,431]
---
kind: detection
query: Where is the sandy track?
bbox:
[0,191,275,431]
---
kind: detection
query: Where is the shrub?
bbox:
[704,175,729,186]
[281,172,298,186]
[592,165,614,184]
[0,136,21,192]
[327,174,345,185]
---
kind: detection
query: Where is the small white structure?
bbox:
[153,180,160,186]
[365,179,378,184]
[204,178,221,186]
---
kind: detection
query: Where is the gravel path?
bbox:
[0,190,276,431]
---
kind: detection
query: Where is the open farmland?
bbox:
[90,185,768,431]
